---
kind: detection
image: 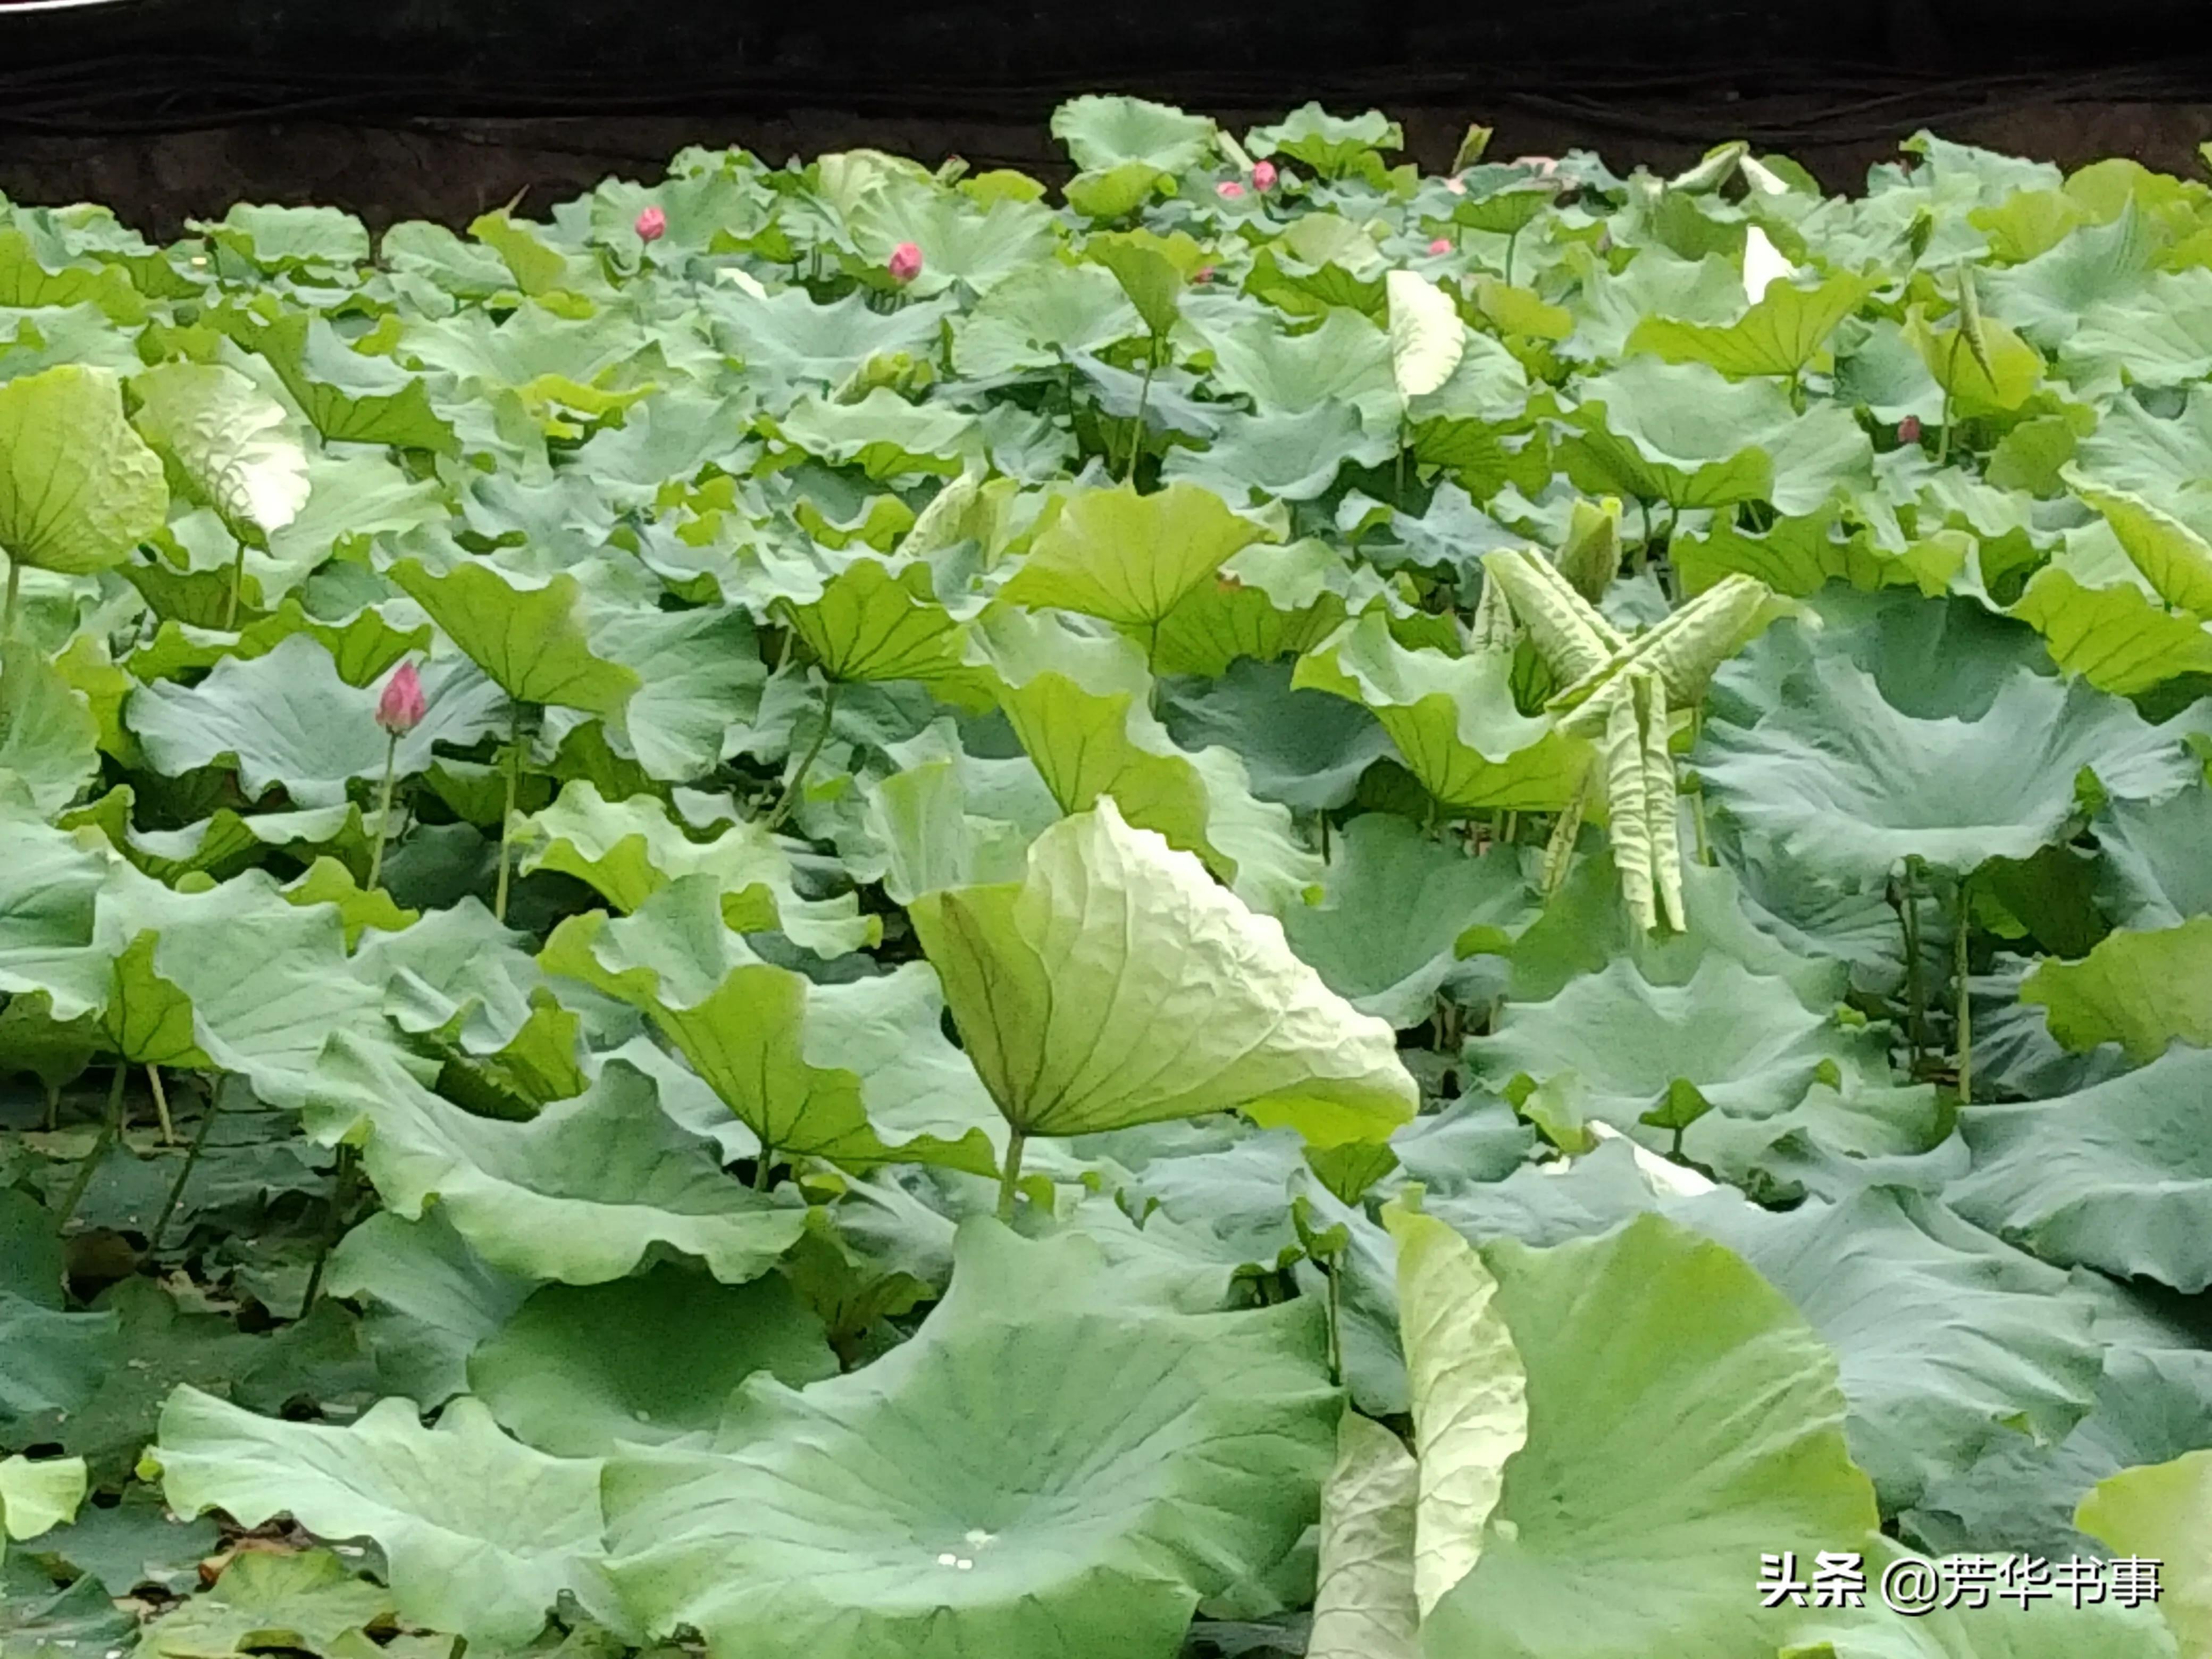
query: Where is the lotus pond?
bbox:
[0,97,2209,1659]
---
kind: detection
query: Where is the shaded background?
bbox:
[4,0,2211,229]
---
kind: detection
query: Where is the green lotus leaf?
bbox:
[1678,1187,2103,1516]
[1949,1043,2212,1291]
[131,363,311,544]
[1051,94,1216,174]
[2022,917,2212,1061]
[1698,636,2210,883]
[1000,480,1265,632]
[1198,306,1398,434]
[91,865,397,1107]
[705,286,949,410]
[601,1219,1337,1659]
[2007,563,2212,696]
[203,204,370,273]
[129,597,431,689]
[1157,655,1394,809]
[1469,956,1896,1150]
[468,1264,836,1456]
[1165,404,1396,504]
[155,1388,618,1645]
[126,635,507,809]
[1627,272,1874,379]
[581,604,766,783]
[2077,1451,2211,1656]
[215,309,459,454]
[1306,1412,1419,1659]
[1384,1208,1528,1615]
[389,560,640,717]
[135,1548,393,1659]
[1247,103,1403,179]
[2062,266,2212,391]
[305,1033,809,1285]
[521,781,875,956]
[1674,506,1963,599]
[777,556,987,700]
[542,874,996,1174]
[2094,784,2212,930]
[1562,357,1872,515]
[950,259,1143,378]
[769,390,976,480]
[323,1210,532,1407]
[1904,306,2045,409]
[1292,612,1591,813]
[2070,476,2212,613]
[349,897,551,1057]
[0,364,167,577]
[1281,814,1535,1027]
[0,1454,86,1553]
[972,610,1321,912]
[1413,1211,1879,1658]
[1386,269,1464,401]
[0,645,101,814]
[910,797,1414,1146]
[846,183,1058,298]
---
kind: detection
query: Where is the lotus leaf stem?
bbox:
[1955,880,1973,1108]
[366,730,400,894]
[494,703,523,923]
[147,1064,174,1145]
[996,1128,1029,1221]
[56,1064,128,1231]
[768,679,841,831]
[149,1083,223,1252]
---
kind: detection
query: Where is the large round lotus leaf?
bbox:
[1698,644,2209,884]
[154,1388,620,1646]
[2077,1450,2212,1655]
[2094,784,2212,929]
[1468,955,1892,1143]
[0,365,167,577]
[127,634,509,809]
[468,1264,837,1456]
[908,797,1417,1146]
[303,1035,811,1286]
[601,1220,1338,1659]
[1948,1043,2212,1292]
[1158,657,1394,812]
[1281,814,1535,1028]
[1421,1211,1881,1658]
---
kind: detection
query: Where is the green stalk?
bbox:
[1898,857,1928,1068]
[56,1065,128,1230]
[366,730,400,894]
[299,1142,357,1312]
[1325,1263,1343,1386]
[493,703,523,924]
[147,1064,175,1145]
[222,543,248,631]
[1955,879,1973,1107]
[752,1145,776,1192]
[995,1129,1029,1221]
[1504,227,1521,287]
[1122,339,1160,481]
[149,1084,223,1252]
[2,557,19,645]
[1935,333,1960,466]
[767,679,841,831]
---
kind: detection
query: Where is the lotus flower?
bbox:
[1192,265,1216,284]
[1428,236,1453,255]
[1444,175,1468,195]
[1217,180,1245,199]
[634,206,667,243]
[1251,160,1278,191]
[888,241,924,283]
[375,661,426,735]
[1898,415,1923,445]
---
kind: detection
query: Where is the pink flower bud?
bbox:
[1251,160,1278,191]
[1192,265,1216,283]
[887,241,924,283]
[1444,175,1467,195]
[1217,180,1245,199]
[375,660,426,736]
[634,206,667,243]
[1428,236,1453,255]
[1898,415,1923,444]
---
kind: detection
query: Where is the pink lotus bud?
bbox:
[887,241,924,283]
[635,206,667,243]
[1444,175,1468,194]
[1428,236,1453,255]
[1217,180,1245,199]
[1192,265,1216,283]
[1251,160,1278,191]
[375,660,426,736]
[1898,415,1923,444]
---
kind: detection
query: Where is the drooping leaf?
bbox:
[0,364,167,576]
